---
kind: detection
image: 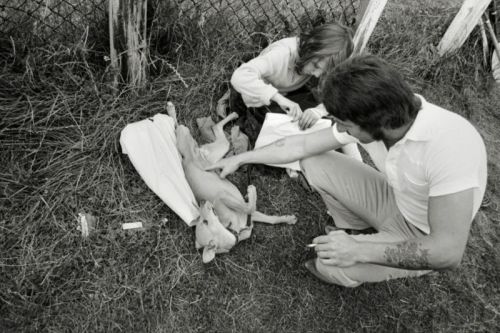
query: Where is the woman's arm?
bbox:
[231,60,278,107]
[230,45,291,107]
[232,53,303,119]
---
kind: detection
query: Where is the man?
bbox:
[208,55,487,287]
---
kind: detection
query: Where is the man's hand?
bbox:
[298,108,321,130]
[205,155,242,178]
[271,93,302,121]
[312,230,361,267]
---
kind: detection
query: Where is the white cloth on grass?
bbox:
[254,113,363,171]
[254,113,333,171]
[120,114,199,226]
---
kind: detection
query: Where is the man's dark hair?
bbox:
[321,55,421,137]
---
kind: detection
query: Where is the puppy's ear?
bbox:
[202,240,217,263]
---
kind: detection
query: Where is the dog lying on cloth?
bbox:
[171,104,297,263]
[120,103,296,263]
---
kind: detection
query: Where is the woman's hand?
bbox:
[205,155,242,178]
[271,93,302,121]
[312,230,362,267]
[299,108,322,130]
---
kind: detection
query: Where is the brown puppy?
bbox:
[169,103,296,262]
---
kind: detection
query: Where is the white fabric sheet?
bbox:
[254,113,333,171]
[120,114,199,226]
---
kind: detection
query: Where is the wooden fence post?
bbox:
[109,0,149,93]
[437,0,492,56]
[352,0,388,54]
[109,0,120,93]
[354,0,370,31]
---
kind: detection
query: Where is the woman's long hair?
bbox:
[295,23,354,75]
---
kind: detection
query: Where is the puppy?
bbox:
[169,103,296,262]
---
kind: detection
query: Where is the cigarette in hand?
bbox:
[306,243,317,248]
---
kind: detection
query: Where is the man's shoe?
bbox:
[324,225,338,234]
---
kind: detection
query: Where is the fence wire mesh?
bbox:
[0,0,107,43]
[1,0,359,47]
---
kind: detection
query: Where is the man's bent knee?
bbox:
[299,155,320,176]
[300,156,321,189]
[300,152,343,190]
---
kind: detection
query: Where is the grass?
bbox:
[1,0,499,332]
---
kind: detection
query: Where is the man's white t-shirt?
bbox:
[332,96,487,233]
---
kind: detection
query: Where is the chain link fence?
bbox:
[173,0,359,37]
[1,0,359,47]
[0,0,107,43]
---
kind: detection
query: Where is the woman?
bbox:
[230,22,361,159]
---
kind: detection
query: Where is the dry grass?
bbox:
[1,0,499,332]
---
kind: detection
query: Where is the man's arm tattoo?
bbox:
[257,138,285,151]
[384,241,431,269]
[273,138,285,147]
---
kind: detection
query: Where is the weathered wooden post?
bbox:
[352,0,388,54]
[484,14,500,86]
[109,0,149,93]
[354,0,370,31]
[478,19,489,67]
[437,0,492,56]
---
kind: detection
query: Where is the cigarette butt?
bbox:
[78,213,96,237]
[122,222,143,230]
[306,243,317,248]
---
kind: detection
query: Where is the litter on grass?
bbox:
[122,222,144,230]
[77,213,96,237]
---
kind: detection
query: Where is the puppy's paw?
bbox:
[285,215,297,225]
